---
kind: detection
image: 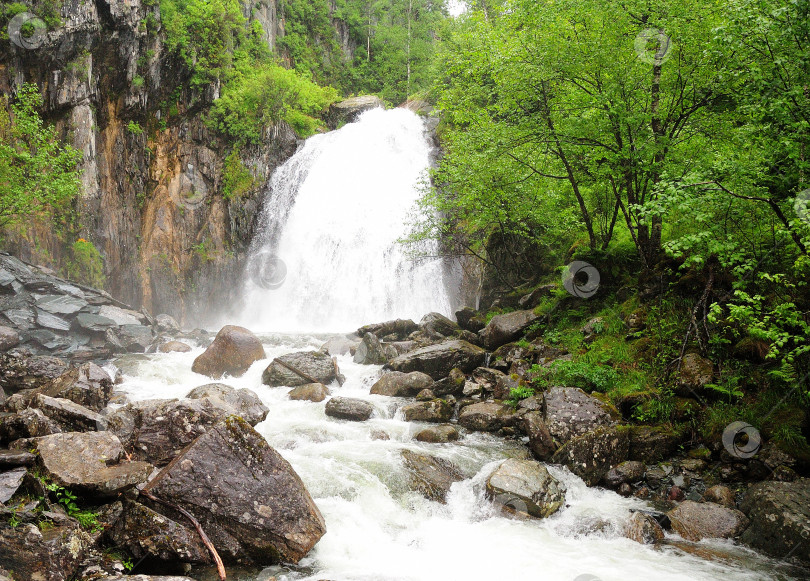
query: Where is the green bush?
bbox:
[222,149,255,200]
[65,239,105,289]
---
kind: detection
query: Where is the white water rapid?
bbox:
[111,110,805,581]
[240,108,453,333]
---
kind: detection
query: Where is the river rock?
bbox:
[486,458,565,519]
[143,417,326,564]
[401,449,464,503]
[0,352,68,394]
[325,397,374,421]
[521,411,556,460]
[544,387,615,443]
[327,95,385,128]
[626,425,685,464]
[262,350,338,387]
[478,310,539,350]
[353,333,391,364]
[415,424,460,443]
[551,426,629,486]
[455,307,486,333]
[155,313,181,333]
[186,383,268,425]
[288,382,330,402]
[667,500,749,541]
[0,449,36,467]
[358,319,418,340]
[419,312,460,337]
[0,326,19,352]
[604,461,646,488]
[739,479,810,562]
[41,362,113,411]
[32,431,152,496]
[105,501,210,564]
[108,324,155,353]
[73,312,117,333]
[433,367,466,397]
[624,511,665,544]
[192,325,265,379]
[371,371,434,397]
[0,466,27,503]
[703,484,736,508]
[458,402,515,432]
[386,339,486,380]
[321,335,360,356]
[32,393,106,432]
[0,408,62,444]
[159,340,192,353]
[400,399,452,423]
[108,397,252,465]
[676,353,714,397]
[0,520,92,581]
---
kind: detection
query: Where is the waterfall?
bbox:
[240,108,453,333]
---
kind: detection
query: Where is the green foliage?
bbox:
[506,384,534,408]
[0,83,82,228]
[65,239,106,288]
[549,360,619,394]
[45,482,101,531]
[222,149,255,200]
[126,121,144,135]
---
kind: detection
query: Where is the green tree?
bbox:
[0,83,82,228]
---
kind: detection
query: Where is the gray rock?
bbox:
[353,333,389,364]
[544,387,615,443]
[36,294,88,315]
[518,285,556,309]
[740,479,810,562]
[357,319,418,340]
[433,367,466,397]
[186,383,268,425]
[321,335,360,356]
[458,402,516,432]
[32,393,106,432]
[0,352,68,394]
[155,313,181,333]
[486,458,566,518]
[105,501,210,564]
[0,449,36,467]
[401,449,464,503]
[327,95,385,128]
[676,353,714,396]
[478,310,540,350]
[386,339,486,380]
[33,431,152,496]
[415,425,459,443]
[0,520,92,581]
[99,305,145,326]
[624,511,665,544]
[419,312,460,337]
[192,325,266,379]
[73,312,117,332]
[455,306,485,333]
[109,324,154,353]
[263,350,338,387]
[604,460,646,488]
[325,397,374,421]
[626,426,685,464]
[521,411,556,460]
[0,466,27,503]
[371,371,434,397]
[42,362,113,411]
[704,484,736,508]
[0,326,20,352]
[158,340,192,353]
[0,408,62,444]
[34,309,72,331]
[668,500,749,541]
[288,383,330,402]
[400,399,453,423]
[551,426,630,486]
[143,417,326,564]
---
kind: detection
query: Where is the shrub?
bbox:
[65,239,105,288]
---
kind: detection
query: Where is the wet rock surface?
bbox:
[668,500,749,541]
[400,399,453,423]
[185,383,268,425]
[263,350,339,387]
[486,458,566,518]
[478,309,540,350]
[544,387,616,443]
[288,382,331,402]
[371,371,434,397]
[325,397,374,421]
[401,449,464,503]
[551,426,629,486]
[740,479,810,562]
[191,325,265,379]
[386,339,486,380]
[458,402,516,432]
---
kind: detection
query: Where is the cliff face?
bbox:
[0,0,334,327]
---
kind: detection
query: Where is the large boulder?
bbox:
[107,397,253,465]
[353,333,392,364]
[288,383,330,402]
[386,340,486,380]
[357,319,418,340]
[371,371,434,397]
[41,362,113,411]
[544,387,615,443]
[400,399,453,423]
[159,340,191,353]
[0,520,92,581]
[155,313,181,334]
[551,426,629,486]
[32,393,105,432]
[419,312,460,337]
[192,325,265,379]
[262,351,338,387]
[521,411,556,461]
[0,326,20,352]
[0,352,67,394]
[667,500,749,541]
[143,417,326,565]
[458,402,516,432]
[486,459,566,519]
[626,425,685,464]
[107,324,155,353]
[478,310,539,350]
[401,449,464,503]
[455,307,485,333]
[676,353,714,397]
[105,501,210,564]
[327,95,385,128]
[324,397,374,421]
[32,431,152,496]
[624,511,665,544]
[186,383,268,425]
[739,479,810,563]
[415,425,460,443]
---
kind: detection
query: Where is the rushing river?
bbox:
[110,335,807,581]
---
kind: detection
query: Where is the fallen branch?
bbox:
[140,489,226,581]
[273,358,320,384]
[332,356,345,386]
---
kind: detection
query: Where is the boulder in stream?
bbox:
[401,449,464,503]
[386,339,486,380]
[288,382,330,402]
[325,397,374,421]
[458,402,516,432]
[192,325,265,379]
[739,478,810,563]
[667,500,749,541]
[400,399,453,423]
[551,426,629,486]
[262,350,339,387]
[486,458,566,519]
[185,383,268,425]
[371,371,434,397]
[415,424,460,443]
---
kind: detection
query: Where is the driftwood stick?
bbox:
[140,489,227,581]
[274,358,320,384]
[332,356,345,386]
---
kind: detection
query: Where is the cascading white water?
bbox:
[241,108,452,332]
